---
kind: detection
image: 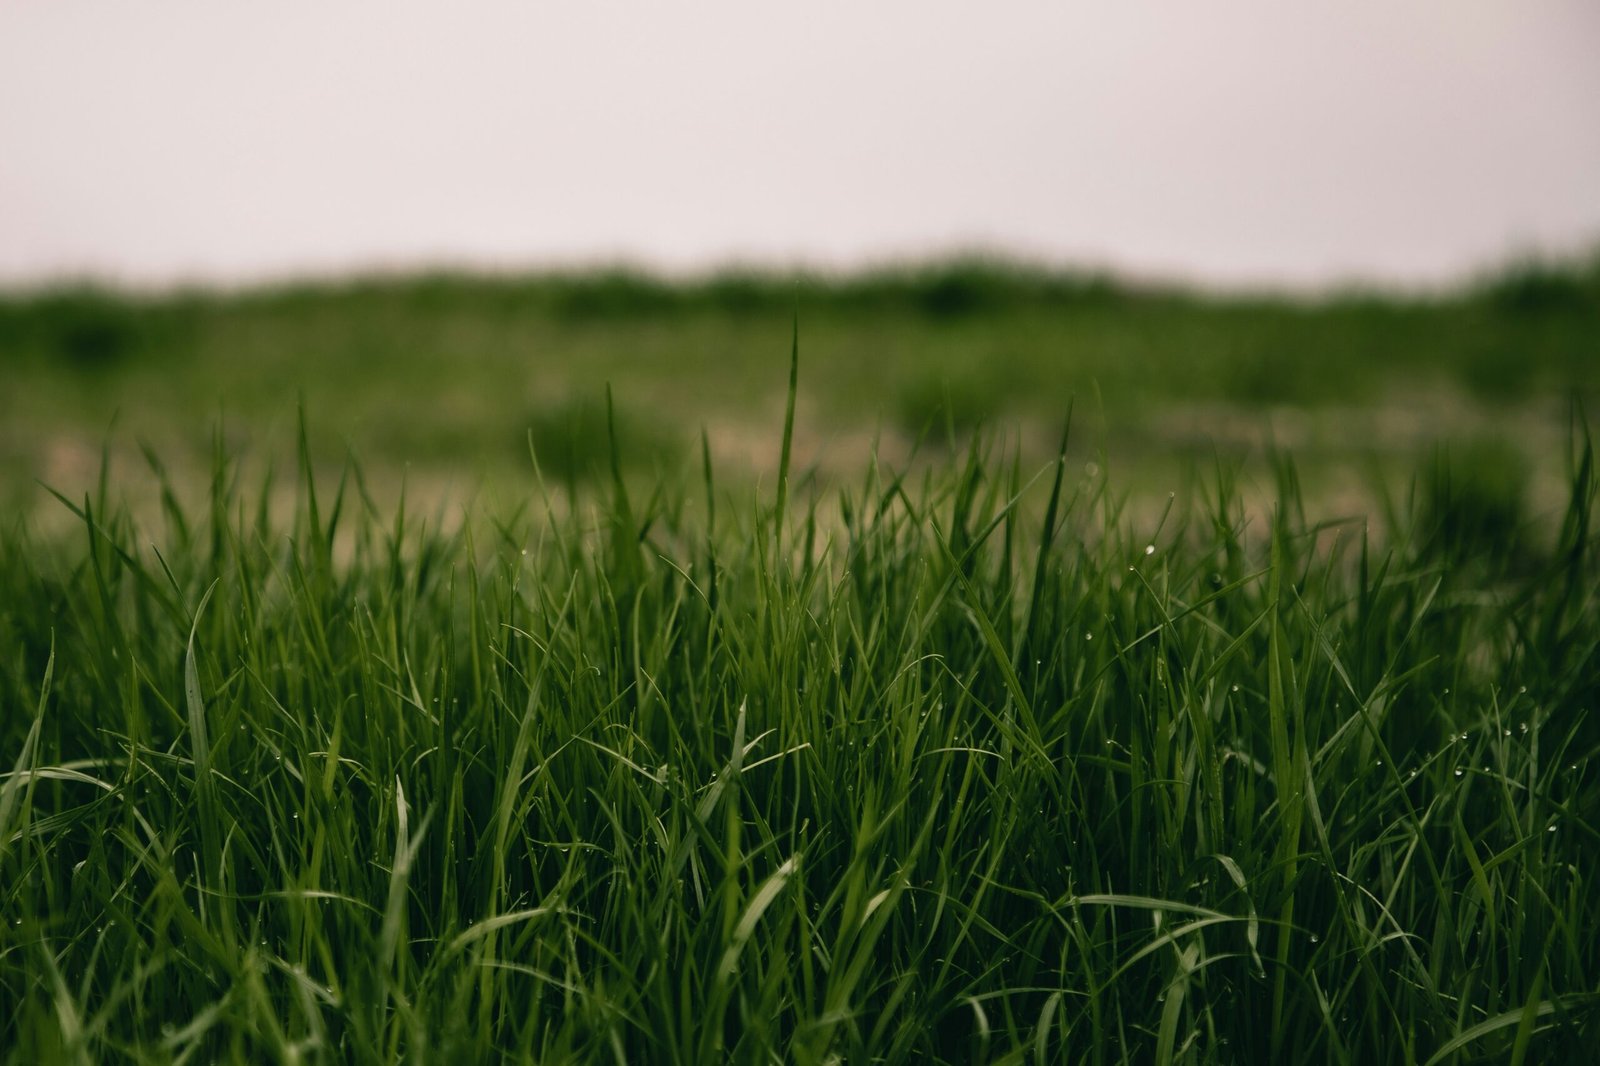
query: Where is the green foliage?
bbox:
[1,384,1597,1062]
[3,255,1597,514]
[522,391,682,485]
[1417,436,1533,566]
[895,369,1003,442]
[0,287,195,368]
[1476,253,1600,315]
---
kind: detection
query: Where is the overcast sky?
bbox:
[2,2,1597,289]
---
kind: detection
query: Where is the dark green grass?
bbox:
[2,363,1599,1061]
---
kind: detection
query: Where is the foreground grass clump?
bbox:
[2,401,1598,1063]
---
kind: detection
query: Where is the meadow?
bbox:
[2,255,1596,520]
[1,261,1598,1061]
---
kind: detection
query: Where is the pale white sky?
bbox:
[2,1,1597,289]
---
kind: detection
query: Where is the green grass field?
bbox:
[3,256,1597,525]
[3,320,1598,1061]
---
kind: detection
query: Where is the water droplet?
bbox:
[1085,633,1093,641]
[1548,824,1557,833]
[1454,769,1464,777]
[1309,934,1320,944]
[1230,684,1240,693]
[1518,686,1527,695]
[1144,544,1156,556]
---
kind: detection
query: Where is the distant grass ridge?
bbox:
[4,252,1597,524]
[1,387,1598,1061]
[4,247,1598,322]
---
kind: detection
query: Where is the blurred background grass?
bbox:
[3,253,1596,529]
